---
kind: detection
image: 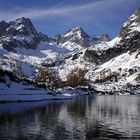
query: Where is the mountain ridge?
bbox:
[0,7,140,101]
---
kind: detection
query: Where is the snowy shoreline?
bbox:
[0,90,96,103]
[0,97,73,103]
[0,82,76,102]
[0,92,74,103]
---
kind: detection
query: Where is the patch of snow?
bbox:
[131,27,140,32]
[61,41,82,51]
[108,37,121,47]
[88,37,121,52]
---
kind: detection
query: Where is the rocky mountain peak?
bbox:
[59,27,110,49]
[84,8,140,66]
[0,17,40,51]
[119,8,140,38]
[58,27,90,47]
[15,17,39,39]
[99,34,110,42]
[116,7,140,55]
[63,27,89,39]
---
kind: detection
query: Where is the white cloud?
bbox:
[0,0,135,21]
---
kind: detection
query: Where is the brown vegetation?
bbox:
[36,68,62,89]
[66,68,87,87]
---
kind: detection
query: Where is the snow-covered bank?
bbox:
[0,94,73,102]
[0,83,75,102]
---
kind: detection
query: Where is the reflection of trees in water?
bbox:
[37,102,63,120]
[66,98,87,118]
[65,96,94,118]
[0,96,140,139]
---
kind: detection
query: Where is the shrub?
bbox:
[66,68,87,87]
[36,68,62,89]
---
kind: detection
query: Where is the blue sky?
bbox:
[0,0,140,38]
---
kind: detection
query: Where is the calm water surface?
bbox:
[0,95,140,140]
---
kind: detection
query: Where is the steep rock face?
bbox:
[0,17,40,51]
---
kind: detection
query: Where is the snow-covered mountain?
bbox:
[85,8,140,94]
[0,7,140,101]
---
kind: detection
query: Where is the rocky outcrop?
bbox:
[84,45,124,65]
[100,34,110,42]
[52,34,61,44]
[0,21,9,37]
[39,32,49,42]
